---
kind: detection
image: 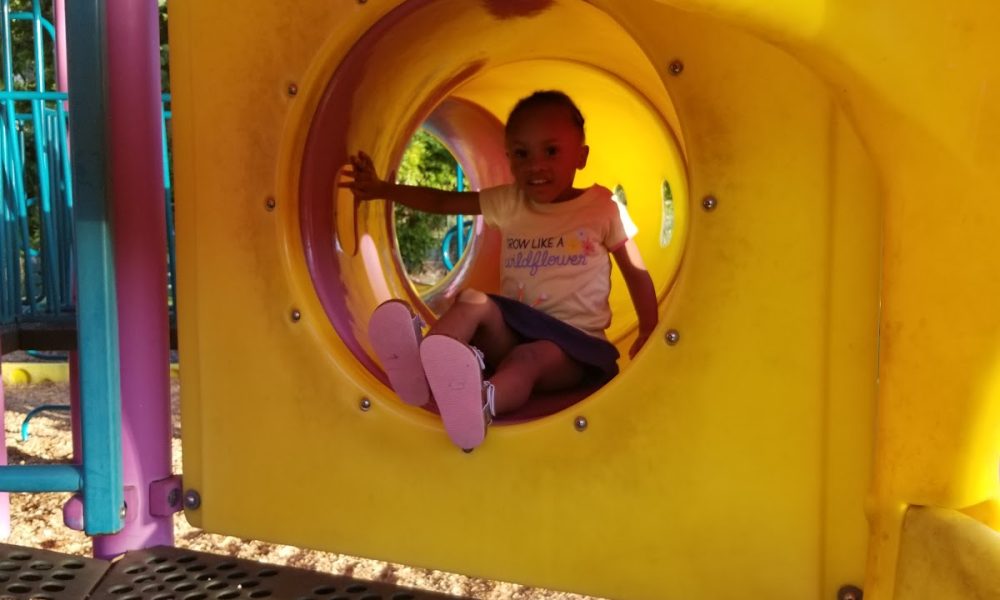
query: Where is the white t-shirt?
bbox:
[480,184,638,338]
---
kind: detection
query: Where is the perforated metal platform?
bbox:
[0,544,109,599]
[0,543,467,600]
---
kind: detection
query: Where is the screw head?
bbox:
[183,490,201,510]
[119,504,127,520]
[837,585,863,600]
[290,309,301,322]
[287,83,298,96]
[668,60,684,75]
[265,197,276,211]
[360,398,372,412]
[702,195,718,211]
[574,416,588,432]
[665,329,680,345]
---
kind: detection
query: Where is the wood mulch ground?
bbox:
[0,375,597,600]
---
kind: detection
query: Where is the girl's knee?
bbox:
[455,288,489,305]
[505,340,562,368]
[500,341,583,388]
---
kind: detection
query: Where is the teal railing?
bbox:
[0,2,174,328]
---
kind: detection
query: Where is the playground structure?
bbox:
[0,0,996,599]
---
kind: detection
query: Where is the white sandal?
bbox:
[420,335,496,451]
[368,300,430,406]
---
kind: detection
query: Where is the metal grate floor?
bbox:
[0,543,467,600]
[0,544,109,599]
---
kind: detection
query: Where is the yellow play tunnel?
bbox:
[169,1,1000,598]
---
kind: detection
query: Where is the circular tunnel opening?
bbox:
[299,0,688,421]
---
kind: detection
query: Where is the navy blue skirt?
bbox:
[488,294,619,382]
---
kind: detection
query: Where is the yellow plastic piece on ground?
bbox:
[0,363,179,385]
[0,363,68,385]
[169,1,1000,598]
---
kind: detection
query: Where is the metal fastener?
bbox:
[167,488,180,508]
[665,329,680,345]
[360,398,371,412]
[668,60,684,76]
[837,585,863,600]
[702,195,718,211]
[574,416,588,432]
[119,504,127,520]
[291,309,301,322]
[265,196,276,211]
[287,83,298,96]
[183,490,201,510]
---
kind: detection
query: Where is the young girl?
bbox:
[345,91,658,451]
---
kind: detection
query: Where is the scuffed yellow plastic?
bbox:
[170,1,1000,598]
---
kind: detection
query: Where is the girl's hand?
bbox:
[341,151,392,200]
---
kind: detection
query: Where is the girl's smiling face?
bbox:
[505,103,589,204]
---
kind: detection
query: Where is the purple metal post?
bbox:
[91,0,172,557]
[0,341,10,539]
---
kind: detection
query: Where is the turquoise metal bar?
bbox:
[52,107,72,304]
[0,464,81,492]
[10,11,55,40]
[1,0,36,312]
[1,117,13,319]
[455,163,465,259]
[32,0,58,314]
[0,90,66,100]
[161,97,175,310]
[21,404,71,441]
[65,0,123,535]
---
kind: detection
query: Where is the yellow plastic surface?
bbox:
[169,1,999,598]
[895,507,1000,599]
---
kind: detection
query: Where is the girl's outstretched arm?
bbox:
[341,151,481,215]
[612,240,658,358]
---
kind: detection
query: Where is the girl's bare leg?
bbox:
[428,289,519,366]
[489,340,584,414]
[428,288,585,415]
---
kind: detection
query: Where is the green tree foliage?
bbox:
[159,0,169,92]
[394,130,460,275]
[3,1,170,252]
[7,0,54,91]
[5,0,55,250]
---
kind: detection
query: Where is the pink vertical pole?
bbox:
[92,0,172,557]
[54,0,68,91]
[0,342,10,539]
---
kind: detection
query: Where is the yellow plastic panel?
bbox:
[895,507,1000,599]
[171,1,881,598]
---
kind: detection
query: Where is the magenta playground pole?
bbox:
[92,0,172,557]
[54,0,67,91]
[0,342,10,540]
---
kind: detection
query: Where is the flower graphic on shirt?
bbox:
[577,229,598,256]
[564,234,581,254]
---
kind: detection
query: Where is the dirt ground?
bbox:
[0,377,598,600]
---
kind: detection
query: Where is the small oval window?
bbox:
[660,179,674,247]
